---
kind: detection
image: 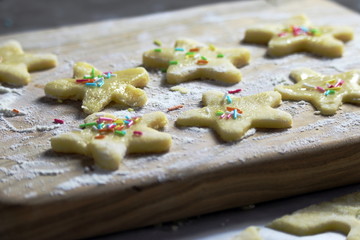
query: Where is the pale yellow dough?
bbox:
[231,226,263,240]
[143,38,250,84]
[51,112,172,170]
[0,40,57,86]
[44,62,149,114]
[175,91,292,142]
[243,15,353,58]
[268,192,360,240]
[275,68,360,115]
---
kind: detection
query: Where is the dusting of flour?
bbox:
[1,5,360,200]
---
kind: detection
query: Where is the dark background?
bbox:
[0,0,358,35]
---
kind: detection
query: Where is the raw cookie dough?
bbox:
[231,226,263,240]
[143,38,250,84]
[268,192,360,240]
[0,40,57,86]
[243,15,353,58]
[51,111,172,170]
[275,68,360,115]
[176,90,292,142]
[45,62,149,114]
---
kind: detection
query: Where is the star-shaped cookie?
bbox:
[0,40,57,86]
[176,90,292,142]
[143,38,250,84]
[45,62,149,114]
[268,192,360,240]
[51,111,172,170]
[243,15,353,58]
[275,68,360,115]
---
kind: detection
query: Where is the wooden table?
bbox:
[1,0,359,239]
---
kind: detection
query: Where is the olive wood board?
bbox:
[0,0,360,239]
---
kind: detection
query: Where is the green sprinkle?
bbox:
[201,56,207,60]
[154,48,162,52]
[310,28,321,35]
[161,68,167,73]
[186,52,195,56]
[153,40,162,46]
[216,111,224,116]
[91,68,95,78]
[79,122,97,128]
[169,60,178,65]
[217,53,224,58]
[115,130,126,136]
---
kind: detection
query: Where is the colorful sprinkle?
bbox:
[228,89,242,94]
[98,117,114,122]
[12,109,20,114]
[115,130,126,136]
[186,52,195,56]
[197,59,208,65]
[325,89,336,96]
[208,44,216,51]
[54,118,64,124]
[189,48,200,52]
[316,86,326,93]
[175,47,185,51]
[169,60,178,65]
[95,135,105,139]
[226,107,242,114]
[216,53,224,58]
[153,40,162,46]
[201,56,207,60]
[85,82,97,87]
[216,110,224,116]
[232,109,238,119]
[226,95,232,104]
[79,122,97,128]
[154,48,162,52]
[133,131,143,136]
[334,79,344,87]
[167,105,184,112]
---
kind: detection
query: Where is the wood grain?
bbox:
[1,0,360,239]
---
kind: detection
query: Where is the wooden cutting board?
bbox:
[1,0,360,239]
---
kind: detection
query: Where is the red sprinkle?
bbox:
[54,119,64,124]
[12,109,20,114]
[228,89,242,94]
[133,131,143,136]
[95,135,105,139]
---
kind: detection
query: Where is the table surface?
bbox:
[1,1,359,240]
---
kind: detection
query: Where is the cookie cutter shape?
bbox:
[243,15,353,58]
[275,68,360,115]
[51,111,172,170]
[45,62,149,114]
[176,90,292,142]
[0,40,57,86]
[143,38,250,84]
[268,192,360,240]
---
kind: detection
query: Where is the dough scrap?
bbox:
[44,62,149,114]
[275,68,360,115]
[51,111,172,170]
[0,40,57,86]
[175,90,292,142]
[231,226,263,240]
[243,15,353,58]
[143,38,250,84]
[268,192,360,240]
